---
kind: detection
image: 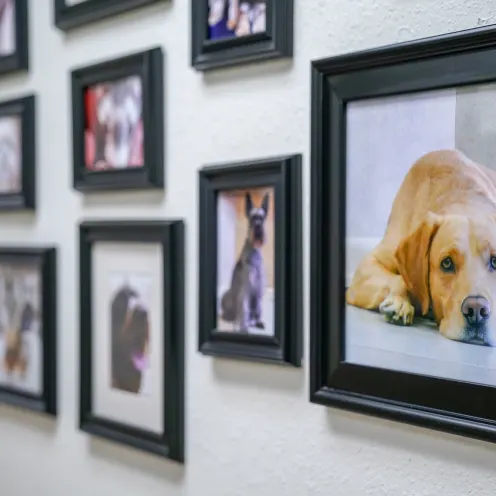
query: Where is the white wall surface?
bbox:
[1,0,496,495]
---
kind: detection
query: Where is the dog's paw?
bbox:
[379,295,415,326]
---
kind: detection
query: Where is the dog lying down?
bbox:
[346,149,496,347]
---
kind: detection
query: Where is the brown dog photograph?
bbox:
[0,263,41,394]
[345,83,496,384]
[109,273,151,396]
[216,186,275,335]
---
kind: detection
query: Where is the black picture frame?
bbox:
[71,48,164,193]
[54,0,168,31]
[310,25,496,443]
[79,220,185,462]
[0,0,28,76]
[0,247,57,416]
[199,155,302,366]
[192,0,293,71]
[0,95,35,211]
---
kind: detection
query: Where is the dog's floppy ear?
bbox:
[245,192,253,218]
[261,193,269,216]
[395,212,441,316]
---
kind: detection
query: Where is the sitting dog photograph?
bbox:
[208,0,266,40]
[0,115,21,194]
[84,75,144,171]
[109,274,151,396]
[345,82,496,385]
[217,186,275,335]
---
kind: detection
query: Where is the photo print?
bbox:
[0,115,20,194]
[217,186,275,336]
[208,0,266,40]
[84,75,143,171]
[108,272,151,396]
[0,0,15,57]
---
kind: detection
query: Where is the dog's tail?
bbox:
[220,289,236,322]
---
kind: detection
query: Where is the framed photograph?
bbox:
[79,220,184,461]
[0,95,35,211]
[310,26,496,443]
[0,247,56,415]
[192,0,293,71]
[71,48,164,192]
[54,0,167,31]
[0,0,28,76]
[199,155,302,366]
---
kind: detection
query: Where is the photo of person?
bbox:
[0,115,21,194]
[108,273,151,396]
[208,0,266,40]
[0,0,15,57]
[345,82,496,385]
[84,75,144,171]
[0,263,41,394]
[216,186,275,335]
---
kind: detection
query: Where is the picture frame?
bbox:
[310,25,496,444]
[79,220,185,462]
[0,0,28,76]
[192,0,293,72]
[71,47,164,193]
[0,95,35,211]
[0,247,57,415]
[54,0,167,31]
[199,155,302,366]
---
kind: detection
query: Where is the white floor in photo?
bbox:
[346,304,496,386]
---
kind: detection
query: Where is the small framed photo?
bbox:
[0,0,28,76]
[79,220,185,461]
[0,247,56,415]
[199,155,302,366]
[71,48,164,192]
[54,0,167,31]
[311,26,496,443]
[192,0,293,71]
[0,95,35,211]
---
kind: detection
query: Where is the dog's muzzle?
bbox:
[461,295,492,345]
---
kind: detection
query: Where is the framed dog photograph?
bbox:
[71,48,164,192]
[310,25,496,443]
[192,0,293,71]
[0,0,28,76]
[54,0,168,31]
[199,155,302,366]
[79,220,184,461]
[0,247,57,415]
[0,95,35,211]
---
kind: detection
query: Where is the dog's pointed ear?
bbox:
[395,212,441,316]
[245,192,253,218]
[261,193,269,216]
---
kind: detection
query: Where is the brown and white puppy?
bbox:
[347,149,496,346]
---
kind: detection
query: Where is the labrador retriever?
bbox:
[346,149,496,346]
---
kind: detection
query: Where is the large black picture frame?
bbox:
[199,155,302,366]
[0,0,28,76]
[71,48,164,193]
[54,0,168,31]
[192,0,293,71]
[310,26,496,443]
[0,247,57,416]
[79,220,185,462]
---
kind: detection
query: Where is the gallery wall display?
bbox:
[0,247,57,415]
[310,25,496,444]
[79,220,185,461]
[0,0,28,76]
[71,47,164,193]
[54,0,168,31]
[0,95,35,211]
[199,155,302,366]
[192,0,293,71]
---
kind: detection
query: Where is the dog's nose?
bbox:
[461,295,491,325]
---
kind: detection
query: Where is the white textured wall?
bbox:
[1,0,496,494]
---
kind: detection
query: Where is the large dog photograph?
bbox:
[345,82,496,385]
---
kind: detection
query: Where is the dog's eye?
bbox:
[490,256,496,271]
[440,257,455,272]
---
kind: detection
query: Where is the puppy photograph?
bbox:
[0,115,20,194]
[216,186,275,335]
[0,0,15,57]
[0,264,41,394]
[208,0,266,40]
[84,75,144,171]
[109,274,151,396]
[345,82,496,384]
